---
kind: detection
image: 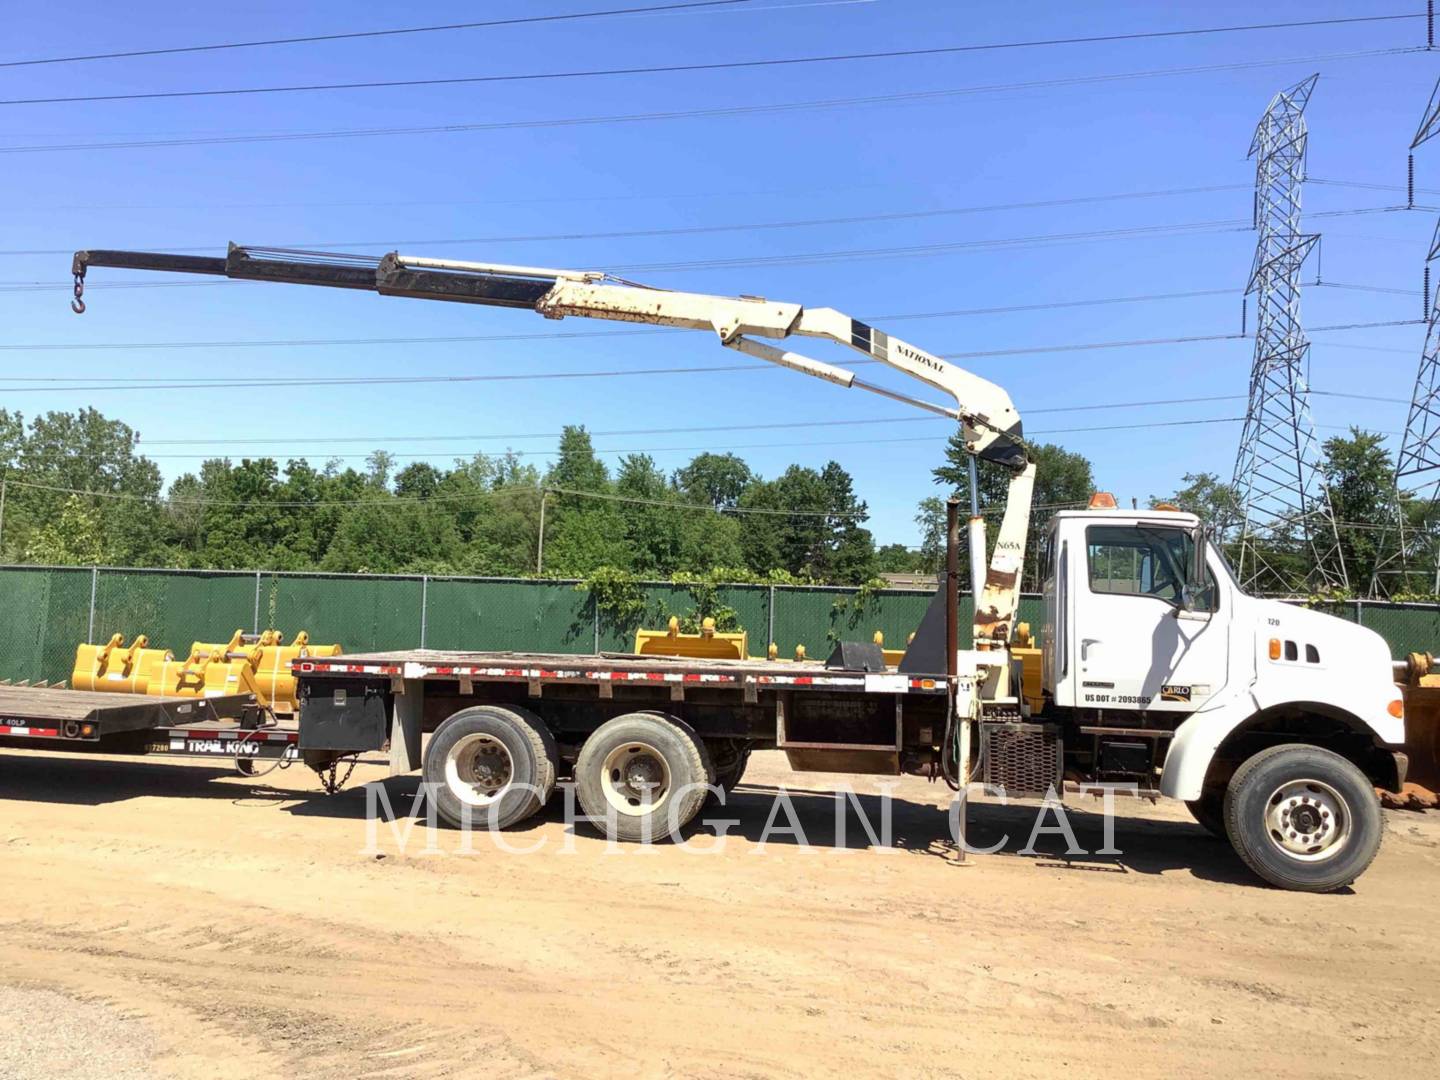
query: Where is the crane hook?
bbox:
[70,271,86,314]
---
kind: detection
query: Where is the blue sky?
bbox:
[2,0,1436,544]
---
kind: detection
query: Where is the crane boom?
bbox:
[70,243,1038,644]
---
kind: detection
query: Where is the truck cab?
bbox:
[1022,504,1409,891]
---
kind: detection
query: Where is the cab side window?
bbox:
[1085,525,1216,611]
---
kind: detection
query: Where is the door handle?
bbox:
[1081,638,1101,660]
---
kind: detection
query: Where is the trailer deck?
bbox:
[0,684,296,763]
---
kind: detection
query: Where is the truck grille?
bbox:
[980,722,1062,798]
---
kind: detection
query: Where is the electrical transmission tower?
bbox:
[1230,74,1349,594]
[1372,230,1440,595]
[1370,81,1440,597]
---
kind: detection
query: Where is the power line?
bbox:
[128,394,1250,449]
[3,10,1413,73]
[3,16,1420,106]
[0,217,1258,292]
[939,319,1425,361]
[0,286,1247,350]
[10,174,1407,215]
[0,2,758,69]
[0,47,1412,153]
[62,389,1397,454]
[0,184,1256,257]
[0,319,1422,394]
[10,179,895,213]
[133,419,1248,460]
[3,202,1407,281]
[1311,176,1440,196]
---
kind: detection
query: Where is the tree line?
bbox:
[0,406,1421,595]
[0,408,880,583]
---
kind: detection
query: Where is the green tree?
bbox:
[739,461,876,583]
[1320,427,1395,590]
[674,452,754,509]
[915,496,947,573]
[933,436,1093,589]
[543,427,629,574]
[12,408,166,565]
[443,453,545,575]
[875,542,926,574]
[23,495,111,564]
[1154,472,1242,527]
[321,498,462,574]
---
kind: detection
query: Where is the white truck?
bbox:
[66,245,1412,891]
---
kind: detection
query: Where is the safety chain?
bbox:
[71,271,86,315]
[322,754,359,795]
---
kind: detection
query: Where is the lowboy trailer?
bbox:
[0,684,294,768]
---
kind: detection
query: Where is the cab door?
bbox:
[1069,523,1229,713]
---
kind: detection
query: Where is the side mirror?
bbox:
[1183,528,1209,610]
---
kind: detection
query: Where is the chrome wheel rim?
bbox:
[600,741,672,816]
[445,733,514,807]
[1264,778,1351,862]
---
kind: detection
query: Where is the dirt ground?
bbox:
[2,747,1438,1080]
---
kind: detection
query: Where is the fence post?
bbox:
[87,566,98,645]
[592,595,600,654]
[1354,598,1364,627]
[767,584,776,650]
[253,571,262,634]
[419,575,429,649]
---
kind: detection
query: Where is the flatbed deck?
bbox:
[0,684,297,763]
[295,649,948,696]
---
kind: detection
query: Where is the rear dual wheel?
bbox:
[426,705,558,830]
[575,711,713,842]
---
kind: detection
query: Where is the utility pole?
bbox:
[0,474,7,558]
[1229,75,1349,594]
[535,488,548,574]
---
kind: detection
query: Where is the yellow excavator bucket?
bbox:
[71,627,341,712]
[634,616,747,662]
[72,633,171,694]
[250,630,343,715]
[1397,652,1440,807]
[1010,622,1046,719]
[871,630,912,669]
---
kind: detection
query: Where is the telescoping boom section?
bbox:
[71,244,1037,643]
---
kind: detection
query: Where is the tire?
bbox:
[708,740,752,794]
[575,712,713,842]
[424,705,558,830]
[1223,743,1383,893]
[1185,789,1227,839]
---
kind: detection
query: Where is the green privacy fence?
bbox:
[2,564,1437,687]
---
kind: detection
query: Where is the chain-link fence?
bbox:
[8,563,1440,686]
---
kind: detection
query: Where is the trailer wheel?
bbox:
[1223,743,1382,893]
[425,705,558,830]
[575,712,713,842]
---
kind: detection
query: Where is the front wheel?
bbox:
[1223,744,1382,893]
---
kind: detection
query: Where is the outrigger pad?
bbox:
[824,640,887,672]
